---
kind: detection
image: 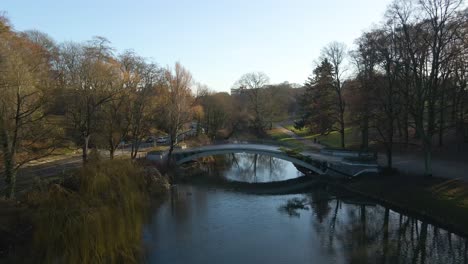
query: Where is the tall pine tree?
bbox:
[299,59,337,135]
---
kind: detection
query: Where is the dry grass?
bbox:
[1,160,169,263]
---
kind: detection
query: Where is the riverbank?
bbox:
[328,174,468,237]
[181,159,468,237]
[266,125,468,236]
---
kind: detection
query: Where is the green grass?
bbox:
[267,128,306,149]
[284,125,311,137]
[284,126,361,149]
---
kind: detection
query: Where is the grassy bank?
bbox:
[283,125,361,149]
[336,174,468,237]
[266,127,306,149]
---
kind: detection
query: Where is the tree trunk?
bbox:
[1,119,17,198]
[361,116,369,151]
[2,150,17,199]
[423,141,432,177]
[82,135,90,164]
[109,137,115,159]
[387,119,394,169]
[167,139,175,166]
[7,171,17,199]
[131,139,140,160]
[397,118,403,139]
[2,145,13,185]
[109,148,115,160]
[437,88,446,147]
[386,147,393,170]
[340,121,345,149]
[404,112,409,147]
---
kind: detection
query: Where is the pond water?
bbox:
[143,154,468,264]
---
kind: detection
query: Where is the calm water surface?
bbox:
[143,154,468,264]
[199,153,304,182]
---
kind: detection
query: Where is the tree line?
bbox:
[0,14,299,198]
[298,0,468,175]
[0,15,196,198]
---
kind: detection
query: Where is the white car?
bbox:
[156,136,169,144]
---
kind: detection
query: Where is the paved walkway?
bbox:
[277,124,468,182]
[379,152,468,181]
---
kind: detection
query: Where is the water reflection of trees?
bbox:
[283,191,468,263]
[210,153,303,182]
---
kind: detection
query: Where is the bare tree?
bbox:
[321,42,348,148]
[160,62,194,161]
[59,37,116,163]
[0,19,59,198]
[351,31,381,151]
[97,73,129,159]
[388,0,465,176]
[119,51,161,159]
[232,72,271,134]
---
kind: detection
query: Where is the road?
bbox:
[0,142,158,195]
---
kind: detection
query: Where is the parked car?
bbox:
[156,136,169,144]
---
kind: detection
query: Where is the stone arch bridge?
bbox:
[148,143,379,177]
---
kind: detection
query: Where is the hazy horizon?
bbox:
[3,0,393,92]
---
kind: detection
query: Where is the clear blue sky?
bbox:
[2,0,392,92]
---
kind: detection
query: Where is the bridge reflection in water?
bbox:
[164,143,379,177]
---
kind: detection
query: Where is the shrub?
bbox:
[25,160,168,264]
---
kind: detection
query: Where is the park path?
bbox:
[273,124,324,150]
[379,152,468,180]
[1,143,156,195]
[277,124,468,182]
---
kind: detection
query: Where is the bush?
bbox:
[24,160,169,264]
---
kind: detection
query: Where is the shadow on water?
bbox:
[280,186,468,264]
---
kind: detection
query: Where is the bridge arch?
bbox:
[173,146,327,175]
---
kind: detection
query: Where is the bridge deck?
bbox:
[174,144,341,163]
